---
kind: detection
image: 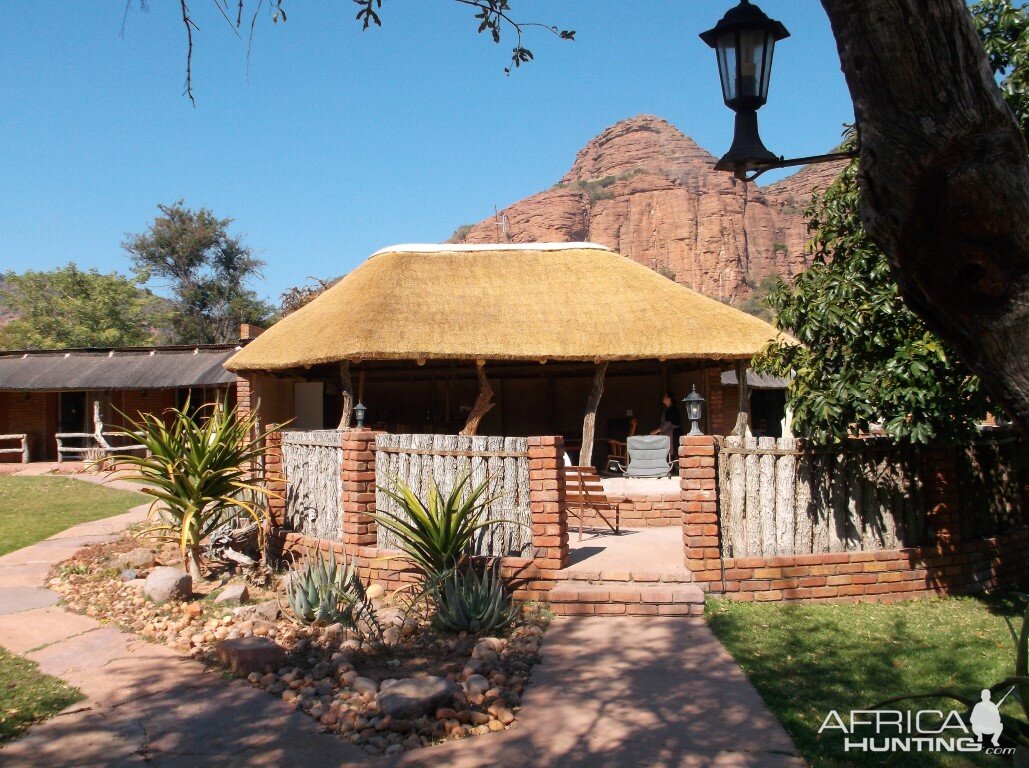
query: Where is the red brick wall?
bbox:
[717,531,1028,602]
[0,391,57,461]
[575,492,682,528]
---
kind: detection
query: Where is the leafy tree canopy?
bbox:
[755,0,1026,445]
[123,201,274,345]
[0,264,164,350]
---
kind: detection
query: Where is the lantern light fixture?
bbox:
[354,402,367,429]
[700,0,857,181]
[683,385,706,436]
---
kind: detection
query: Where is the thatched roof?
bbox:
[226,243,786,372]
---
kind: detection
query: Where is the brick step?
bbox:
[549,580,705,617]
[553,568,693,584]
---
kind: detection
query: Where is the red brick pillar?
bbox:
[528,436,568,573]
[235,374,254,421]
[680,435,722,589]
[342,429,383,554]
[923,446,961,545]
[263,431,286,528]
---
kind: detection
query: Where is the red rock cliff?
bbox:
[454,115,843,302]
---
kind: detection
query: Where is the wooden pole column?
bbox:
[460,361,494,436]
[579,361,608,468]
[733,360,751,436]
[337,360,354,429]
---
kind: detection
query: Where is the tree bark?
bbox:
[579,362,608,467]
[337,360,353,429]
[460,362,494,436]
[820,0,1029,434]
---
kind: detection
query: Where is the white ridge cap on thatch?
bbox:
[226,244,790,372]
[370,242,612,256]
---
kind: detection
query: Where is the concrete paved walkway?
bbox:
[0,478,803,768]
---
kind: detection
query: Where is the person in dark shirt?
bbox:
[651,391,682,445]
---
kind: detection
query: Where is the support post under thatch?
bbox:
[733,360,751,437]
[460,362,494,436]
[579,362,608,467]
[337,360,354,429]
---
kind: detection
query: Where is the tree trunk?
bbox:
[337,360,354,429]
[579,362,608,467]
[185,545,203,582]
[820,0,1029,434]
[460,362,494,436]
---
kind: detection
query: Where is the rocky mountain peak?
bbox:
[561,115,715,184]
[452,115,842,304]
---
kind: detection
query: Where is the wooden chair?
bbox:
[605,417,638,474]
[564,465,620,541]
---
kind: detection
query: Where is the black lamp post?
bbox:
[700,0,857,181]
[683,386,706,436]
[353,402,367,429]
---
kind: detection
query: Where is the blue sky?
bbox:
[1,1,854,304]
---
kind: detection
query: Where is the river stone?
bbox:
[113,547,158,570]
[251,600,280,622]
[143,567,192,603]
[376,677,459,719]
[463,674,490,697]
[215,636,287,675]
[214,583,250,605]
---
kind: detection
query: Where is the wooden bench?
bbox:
[564,466,619,541]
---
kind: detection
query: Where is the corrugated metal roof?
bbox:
[0,346,240,391]
[720,368,789,390]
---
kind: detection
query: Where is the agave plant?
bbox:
[283,547,375,631]
[371,473,517,580]
[433,561,517,634]
[107,398,275,581]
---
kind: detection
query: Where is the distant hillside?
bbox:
[450,115,847,303]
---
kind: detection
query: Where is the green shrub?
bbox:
[283,547,376,632]
[109,399,274,581]
[370,473,511,580]
[433,562,517,634]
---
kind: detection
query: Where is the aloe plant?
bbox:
[108,398,274,581]
[283,547,375,631]
[371,473,516,579]
[433,561,517,634]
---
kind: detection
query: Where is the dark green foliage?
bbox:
[754,0,1026,445]
[123,201,274,344]
[110,398,273,580]
[0,264,164,350]
[370,474,507,580]
[755,155,994,444]
[433,562,517,634]
[284,547,377,634]
[972,0,1029,139]
[733,272,781,323]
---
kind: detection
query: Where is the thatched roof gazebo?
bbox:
[227,243,786,461]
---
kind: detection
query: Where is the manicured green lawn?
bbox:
[0,645,83,743]
[707,594,1024,767]
[0,476,144,556]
